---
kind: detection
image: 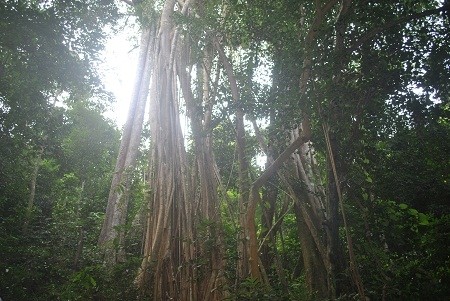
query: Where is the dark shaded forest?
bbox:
[1,0,449,300]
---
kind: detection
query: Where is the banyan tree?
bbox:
[99,0,450,300]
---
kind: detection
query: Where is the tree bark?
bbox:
[177,37,228,300]
[215,40,252,282]
[135,1,227,299]
[98,24,156,265]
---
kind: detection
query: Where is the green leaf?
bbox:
[89,275,97,287]
[399,203,408,209]
[408,208,418,216]
[418,213,429,226]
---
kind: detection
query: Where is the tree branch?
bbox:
[348,4,450,52]
[121,0,134,6]
[253,136,305,190]
[251,115,311,191]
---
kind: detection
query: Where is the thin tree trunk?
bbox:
[324,1,366,298]
[215,40,252,282]
[98,24,155,265]
[23,146,43,235]
[260,172,277,269]
[73,228,84,269]
[73,181,85,269]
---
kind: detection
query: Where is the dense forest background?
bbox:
[1,0,449,300]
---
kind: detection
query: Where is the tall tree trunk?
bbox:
[324,1,366,298]
[326,137,346,294]
[285,1,341,297]
[23,146,43,234]
[73,181,85,269]
[215,41,252,282]
[98,24,156,265]
[254,120,290,290]
[177,37,228,300]
[260,172,278,269]
[135,1,226,299]
[293,201,329,300]
[287,127,330,299]
[246,121,312,282]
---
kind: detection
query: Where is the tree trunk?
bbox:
[326,137,346,295]
[290,128,329,297]
[260,171,277,270]
[215,40,252,282]
[73,181,85,269]
[177,37,228,300]
[98,24,155,265]
[135,1,226,299]
[293,201,329,300]
[23,146,43,235]
[323,1,366,298]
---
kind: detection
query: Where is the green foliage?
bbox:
[1,0,450,300]
[227,276,309,301]
[0,104,120,300]
[346,198,450,300]
[58,259,141,301]
[61,266,98,300]
[366,112,450,215]
[232,278,274,301]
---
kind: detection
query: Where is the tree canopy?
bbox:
[1,0,449,300]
